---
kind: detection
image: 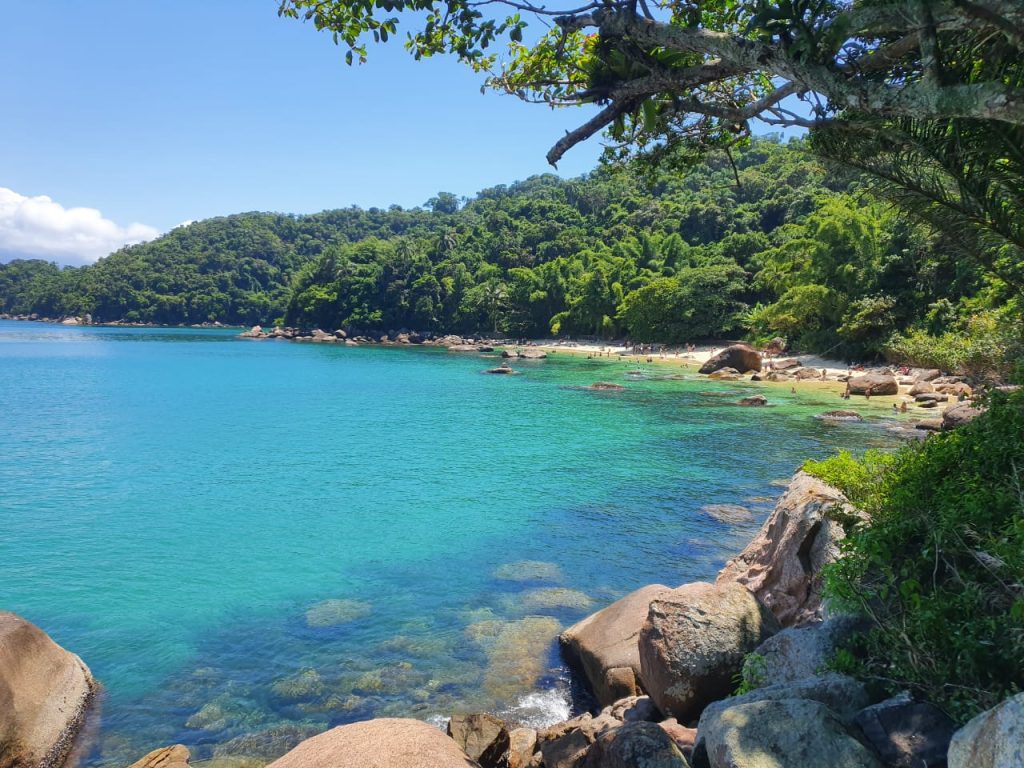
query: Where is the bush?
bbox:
[807,390,1024,722]
[884,308,1024,383]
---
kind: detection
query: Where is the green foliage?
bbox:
[803,450,895,512]
[813,391,1024,722]
[885,308,1024,383]
[736,651,769,695]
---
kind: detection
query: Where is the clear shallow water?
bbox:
[0,321,902,765]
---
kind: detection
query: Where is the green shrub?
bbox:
[807,390,1024,722]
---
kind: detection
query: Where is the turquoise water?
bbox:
[0,321,901,765]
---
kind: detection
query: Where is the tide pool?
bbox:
[0,321,901,765]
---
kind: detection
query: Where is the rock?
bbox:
[815,410,864,422]
[448,713,510,768]
[467,616,561,702]
[305,598,371,627]
[240,325,264,338]
[560,584,673,706]
[692,674,869,764]
[484,365,517,375]
[128,745,191,768]
[271,669,325,702]
[582,721,688,768]
[915,418,944,431]
[215,725,321,761]
[742,616,863,689]
[589,382,626,391]
[537,712,621,768]
[707,368,741,380]
[608,695,659,723]
[912,368,942,382]
[449,344,485,352]
[795,367,825,380]
[935,381,973,397]
[737,395,767,406]
[908,381,934,395]
[848,373,899,396]
[948,691,1024,768]
[508,728,538,768]
[333,329,347,339]
[764,337,787,355]
[932,375,967,385]
[266,718,482,768]
[717,471,857,627]
[942,402,983,430]
[915,392,948,403]
[701,504,753,524]
[657,720,696,759]
[772,358,800,370]
[854,693,955,768]
[698,698,882,768]
[0,612,96,768]
[493,560,563,583]
[516,588,593,612]
[638,581,780,721]
[518,349,547,359]
[501,349,518,358]
[699,345,762,374]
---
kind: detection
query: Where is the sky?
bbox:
[0,1,613,265]
[0,2,797,266]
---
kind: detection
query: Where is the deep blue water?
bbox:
[0,321,901,765]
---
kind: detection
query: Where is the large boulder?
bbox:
[692,673,871,765]
[699,345,762,375]
[266,718,482,768]
[948,691,1024,768]
[717,471,857,627]
[128,746,192,768]
[448,714,509,768]
[848,373,899,396]
[740,616,863,689]
[698,698,882,768]
[537,711,621,768]
[0,612,96,768]
[638,582,780,722]
[582,721,688,768]
[560,584,673,706]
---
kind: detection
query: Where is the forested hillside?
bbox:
[1,138,1015,364]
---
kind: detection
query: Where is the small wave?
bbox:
[500,685,572,729]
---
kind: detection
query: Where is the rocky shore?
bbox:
[4,470,1020,768]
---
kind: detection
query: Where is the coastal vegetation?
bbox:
[3,139,1020,375]
[806,388,1024,722]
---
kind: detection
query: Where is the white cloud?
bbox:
[0,187,160,266]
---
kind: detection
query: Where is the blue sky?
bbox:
[1,1,610,264]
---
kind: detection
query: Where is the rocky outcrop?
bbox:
[265,718,482,768]
[717,471,856,627]
[638,582,780,721]
[582,721,688,768]
[0,612,95,768]
[697,698,882,768]
[847,373,899,396]
[741,616,863,689]
[854,694,955,768]
[127,745,191,768]
[948,692,1024,768]
[448,714,510,768]
[560,584,673,706]
[507,728,537,768]
[699,345,762,374]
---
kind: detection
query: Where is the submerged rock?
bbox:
[589,382,626,391]
[493,560,564,583]
[516,588,594,613]
[127,745,191,768]
[0,611,96,768]
[466,616,561,702]
[737,395,768,406]
[815,410,863,422]
[701,503,754,524]
[270,669,325,702]
[304,598,372,627]
[214,725,323,761]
